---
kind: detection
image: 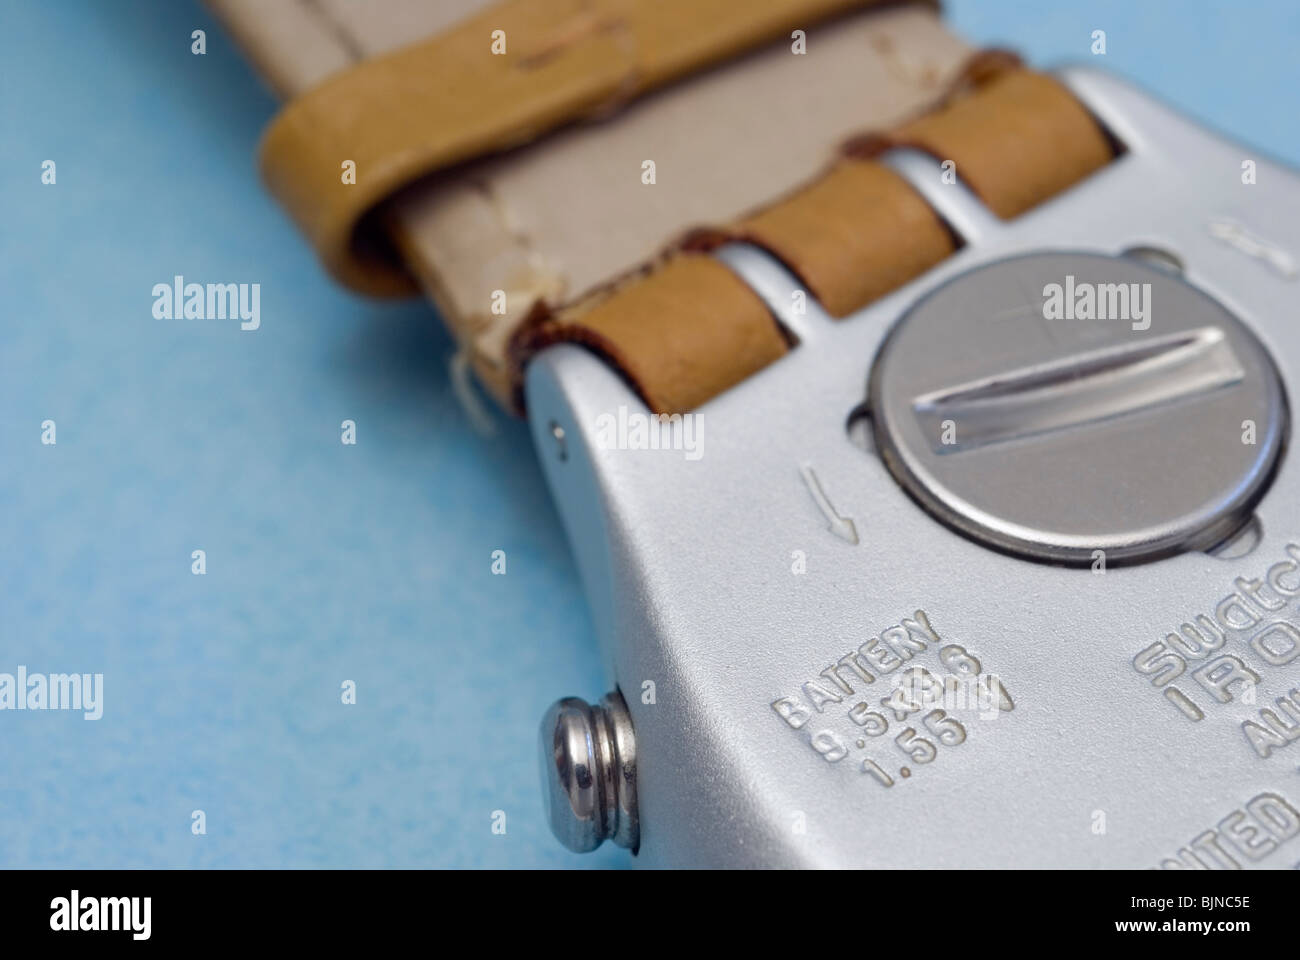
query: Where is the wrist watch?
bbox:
[206,0,1300,868]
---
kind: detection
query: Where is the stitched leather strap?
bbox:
[208,0,973,408]
[690,162,957,318]
[675,61,1115,323]
[514,61,1116,411]
[847,64,1116,220]
[517,256,790,413]
[212,5,1114,417]
[254,0,915,297]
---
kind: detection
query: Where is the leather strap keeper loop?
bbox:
[512,254,790,413]
[258,0,916,298]
[677,59,1114,323]
[842,57,1115,219]
[513,62,1116,413]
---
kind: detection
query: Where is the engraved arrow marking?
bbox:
[800,464,859,545]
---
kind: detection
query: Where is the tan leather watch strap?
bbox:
[691,162,958,319]
[207,0,975,409]
[517,256,790,413]
[253,0,919,298]
[208,3,1111,417]
[847,62,1116,219]
[670,57,1115,324]
[514,58,1116,411]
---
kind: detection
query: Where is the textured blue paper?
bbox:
[2,1,1297,867]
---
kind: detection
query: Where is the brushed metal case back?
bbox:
[526,67,1300,868]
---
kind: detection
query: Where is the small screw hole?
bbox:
[549,421,568,462]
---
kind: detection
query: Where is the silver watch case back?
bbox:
[526,67,1300,869]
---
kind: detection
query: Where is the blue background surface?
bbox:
[2,2,1298,867]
